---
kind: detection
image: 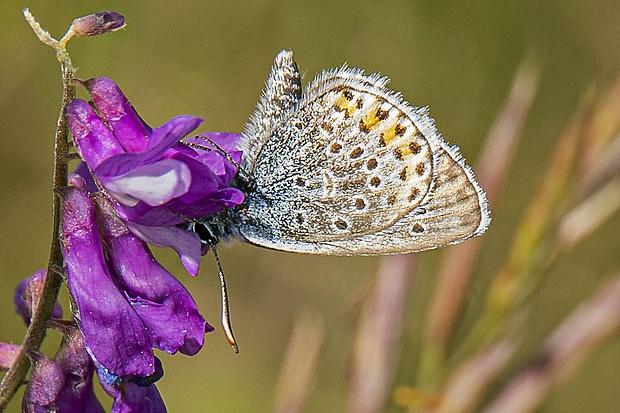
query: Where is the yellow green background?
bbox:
[1,1,619,412]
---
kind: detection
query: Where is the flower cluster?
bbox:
[3,77,245,411]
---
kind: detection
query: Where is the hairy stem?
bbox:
[0,10,75,410]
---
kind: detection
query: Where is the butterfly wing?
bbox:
[235,51,489,255]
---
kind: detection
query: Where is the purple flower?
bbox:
[56,75,242,410]
[95,193,211,356]
[60,181,154,381]
[14,270,63,325]
[65,77,244,275]
[66,97,200,207]
[23,319,164,412]
[60,176,211,384]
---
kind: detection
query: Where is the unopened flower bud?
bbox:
[72,12,125,37]
[22,351,65,412]
[0,343,21,371]
[14,270,63,325]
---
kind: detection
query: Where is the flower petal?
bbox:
[44,321,107,412]
[126,222,202,276]
[167,154,220,203]
[123,297,186,354]
[147,115,203,154]
[185,132,243,162]
[66,99,125,169]
[73,162,99,193]
[60,185,154,379]
[114,202,188,226]
[82,77,151,153]
[167,187,245,220]
[51,320,93,379]
[100,159,192,207]
[181,132,243,186]
[95,115,203,177]
[55,374,105,413]
[101,381,167,413]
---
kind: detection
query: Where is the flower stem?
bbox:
[0,9,75,410]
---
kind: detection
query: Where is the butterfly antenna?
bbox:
[210,245,239,353]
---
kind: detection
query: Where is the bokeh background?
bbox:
[1,1,620,412]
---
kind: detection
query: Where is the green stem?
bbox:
[0,10,75,411]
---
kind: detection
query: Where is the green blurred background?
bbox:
[1,1,620,412]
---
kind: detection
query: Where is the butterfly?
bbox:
[215,50,489,255]
[198,50,490,351]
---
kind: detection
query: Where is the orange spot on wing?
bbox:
[334,92,357,117]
